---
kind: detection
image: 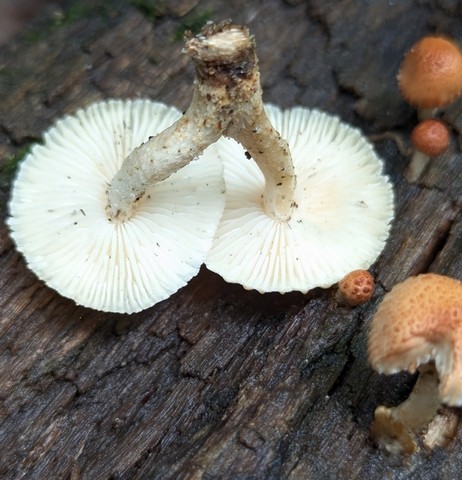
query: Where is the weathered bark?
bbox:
[0,0,461,479]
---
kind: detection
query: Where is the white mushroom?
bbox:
[7,22,266,314]
[8,22,395,310]
[206,105,394,293]
[8,99,225,313]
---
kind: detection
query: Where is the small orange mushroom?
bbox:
[410,119,450,156]
[398,36,462,110]
[406,118,450,181]
[337,269,374,306]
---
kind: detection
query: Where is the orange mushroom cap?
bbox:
[398,36,462,109]
[368,273,462,406]
[410,119,450,156]
[338,269,375,306]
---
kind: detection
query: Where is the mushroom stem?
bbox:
[417,107,438,121]
[370,364,441,455]
[405,150,430,182]
[228,108,296,221]
[422,405,459,450]
[370,363,460,455]
[106,22,296,223]
[185,22,296,221]
[188,23,296,221]
[106,86,223,222]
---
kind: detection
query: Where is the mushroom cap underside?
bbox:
[368,273,462,406]
[206,105,394,293]
[8,99,225,313]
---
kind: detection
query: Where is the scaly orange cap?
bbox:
[338,270,375,306]
[368,273,462,406]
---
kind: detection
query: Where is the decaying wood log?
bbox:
[0,0,461,478]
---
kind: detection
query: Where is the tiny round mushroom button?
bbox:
[410,119,450,156]
[337,270,375,306]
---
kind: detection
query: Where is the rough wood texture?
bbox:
[0,0,461,478]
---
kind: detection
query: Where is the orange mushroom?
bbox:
[410,118,450,156]
[406,118,450,181]
[368,273,462,454]
[336,269,375,306]
[369,273,462,404]
[398,36,462,111]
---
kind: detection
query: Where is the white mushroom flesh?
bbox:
[8,99,225,313]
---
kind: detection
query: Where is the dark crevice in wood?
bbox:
[414,191,460,268]
[326,349,357,400]
[0,125,15,146]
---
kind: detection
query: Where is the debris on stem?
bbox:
[106,22,296,223]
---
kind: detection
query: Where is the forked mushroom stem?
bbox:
[370,364,459,455]
[370,364,440,455]
[106,22,296,223]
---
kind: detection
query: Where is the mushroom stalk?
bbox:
[406,150,431,182]
[370,364,460,455]
[228,109,296,221]
[106,22,296,223]
[370,364,441,455]
[106,86,223,222]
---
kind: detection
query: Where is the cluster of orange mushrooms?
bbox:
[333,35,462,456]
[398,36,462,181]
[362,35,462,455]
